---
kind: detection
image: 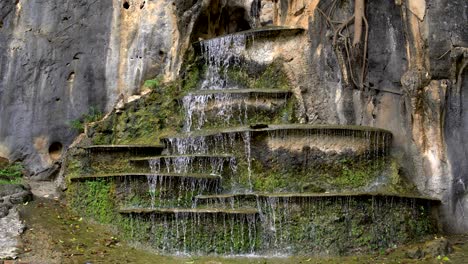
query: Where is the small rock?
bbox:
[422,237,453,257]
[406,238,453,259]
[406,246,423,259]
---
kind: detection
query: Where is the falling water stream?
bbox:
[121,28,438,256]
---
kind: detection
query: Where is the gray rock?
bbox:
[0,184,26,197]
[0,184,32,218]
[0,0,178,179]
[0,208,25,259]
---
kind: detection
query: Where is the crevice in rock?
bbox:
[190,0,252,42]
[73,52,82,60]
[67,72,75,82]
[123,1,130,9]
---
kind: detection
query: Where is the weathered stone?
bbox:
[0,184,32,219]
[0,208,26,259]
[0,184,26,197]
[0,0,179,178]
[406,238,453,259]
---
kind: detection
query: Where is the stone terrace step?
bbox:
[129,154,235,162]
[118,207,259,215]
[162,124,392,140]
[84,144,165,154]
[195,192,441,203]
[70,172,221,181]
[187,88,292,97]
[193,26,305,47]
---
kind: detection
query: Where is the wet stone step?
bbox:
[193,26,305,48]
[163,124,393,158]
[129,154,235,162]
[84,144,165,155]
[186,88,292,96]
[164,124,392,139]
[118,207,259,215]
[182,90,293,131]
[195,192,441,204]
[69,172,221,181]
[129,154,236,175]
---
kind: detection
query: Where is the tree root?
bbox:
[353,0,364,46]
[317,0,369,89]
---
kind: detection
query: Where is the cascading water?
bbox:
[201,34,246,90]
[106,28,439,257]
[183,93,252,132]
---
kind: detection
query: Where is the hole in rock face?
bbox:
[140,1,145,9]
[123,1,130,9]
[67,72,75,82]
[191,0,251,42]
[49,142,63,161]
[73,52,82,60]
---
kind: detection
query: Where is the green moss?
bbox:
[333,161,375,188]
[66,158,81,179]
[68,179,116,224]
[144,75,164,90]
[70,106,103,133]
[182,64,202,92]
[0,162,23,184]
[252,62,290,90]
[226,61,290,90]
[88,80,187,145]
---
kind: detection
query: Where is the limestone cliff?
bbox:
[0,0,467,233]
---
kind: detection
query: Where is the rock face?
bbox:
[0,0,467,233]
[0,0,178,177]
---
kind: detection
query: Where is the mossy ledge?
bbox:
[118,207,259,215]
[85,144,165,154]
[129,154,234,161]
[193,26,305,48]
[70,172,222,181]
[187,89,292,96]
[195,192,441,203]
[162,124,392,140]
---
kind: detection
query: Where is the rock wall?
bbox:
[277,0,467,233]
[0,0,467,232]
[0,0,178,177]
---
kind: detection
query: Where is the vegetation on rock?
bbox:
[0,162,24,184]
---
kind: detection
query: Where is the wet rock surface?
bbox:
[0,208,25,260]
[0,184,32,259]
[0,184,32,218]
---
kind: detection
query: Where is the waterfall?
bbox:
[201,34,246,90]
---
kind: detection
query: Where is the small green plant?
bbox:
[69,106,103,133]
[143,75,164,90]
[68,179,115,223]
[0,162,24,184]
